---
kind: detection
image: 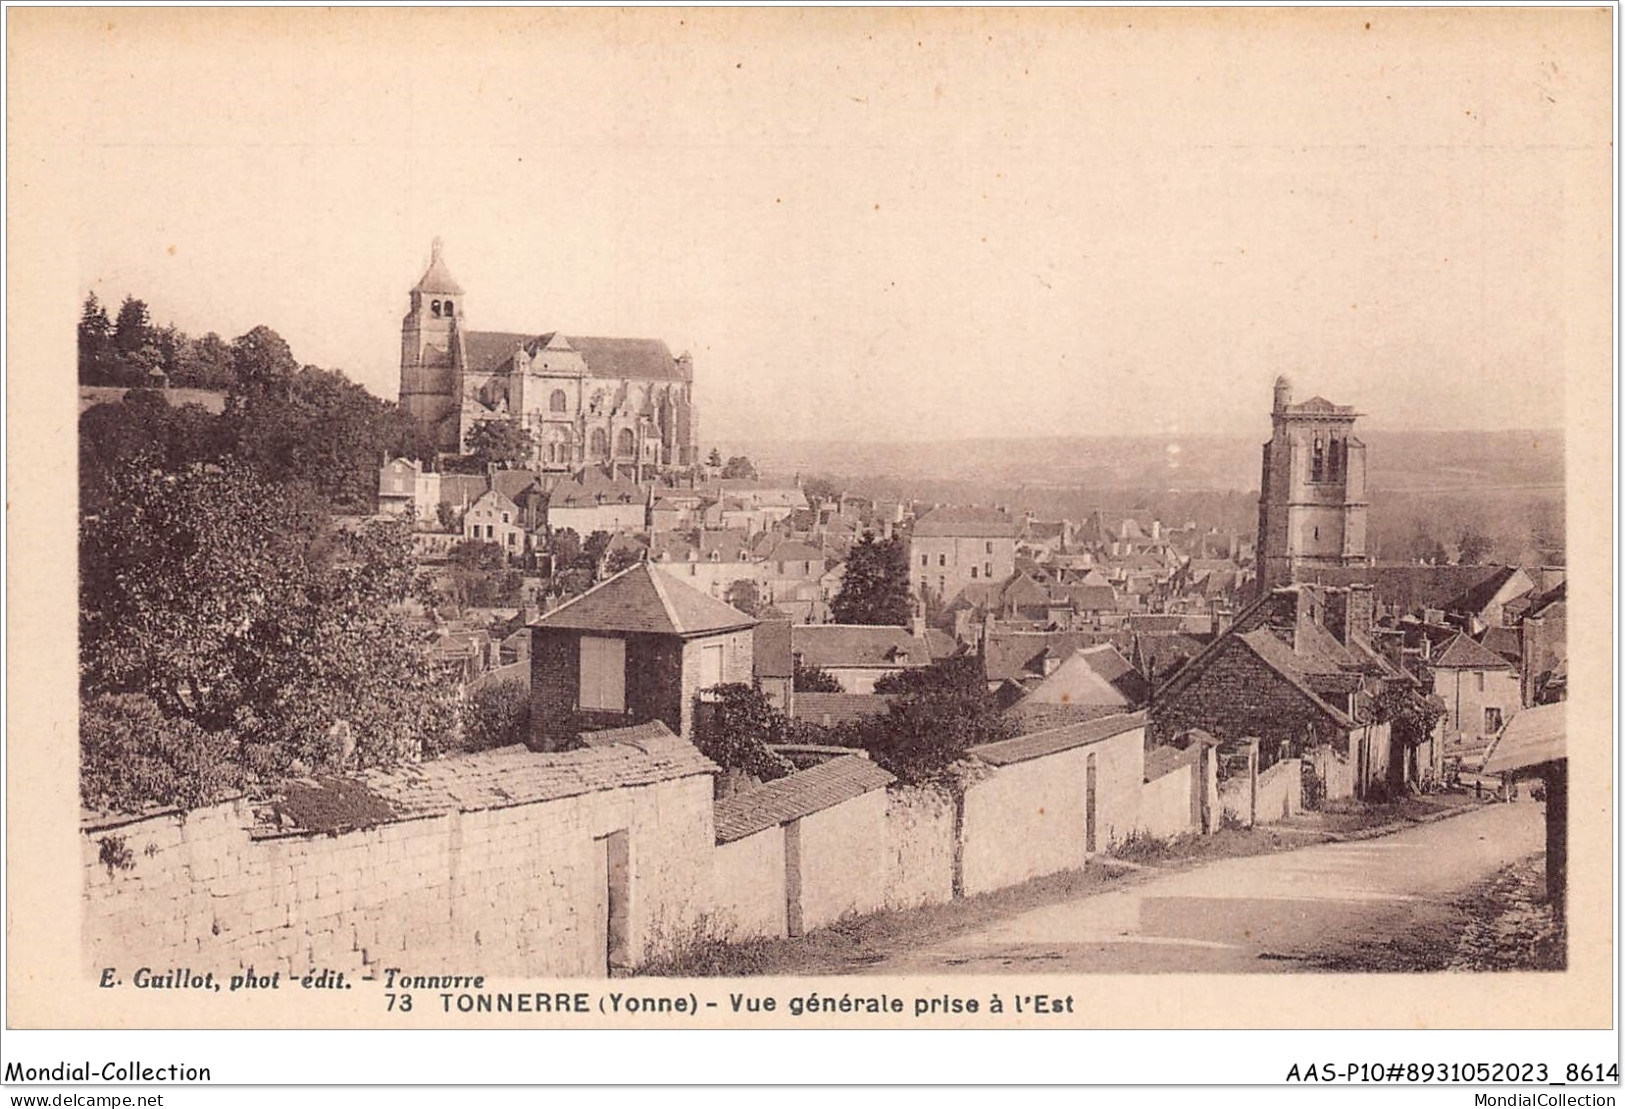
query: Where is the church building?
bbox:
[1254,375,1371,595]
[398,240,698,477]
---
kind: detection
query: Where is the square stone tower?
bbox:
[1255,375,1370,595]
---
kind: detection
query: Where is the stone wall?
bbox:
[880,787,956,910]
[83,771,716,980]
[1141,763,1195,840]
[710,827,786,940]
[797,790,889,931]
[1256,757,1302,822]
[959,725,1145,896]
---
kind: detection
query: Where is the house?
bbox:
[1008,644,1150,731]
[909,506,1018,608]
[377,457,442,520]
[790,622,955,694]
[1520,582,1567,706]
[1432,632,1521,765]
[1150,582,1413,799]
[462,489,525,554]
[1439,565,1537,633]
[528,563,757,749]
[545,469,650,535]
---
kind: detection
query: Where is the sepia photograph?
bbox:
[4,4,1615,1069]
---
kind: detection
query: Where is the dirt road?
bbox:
[871,801,1545,974]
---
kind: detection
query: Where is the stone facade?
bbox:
[530,627,752,749]
[1255,376,1370,595]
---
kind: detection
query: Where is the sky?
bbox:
[19,8,1611,443]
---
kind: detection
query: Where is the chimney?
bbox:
[910,604,926,641]
[1348,583,1374,642]
[1151,520,1162,540]
[1208,599,1232,637]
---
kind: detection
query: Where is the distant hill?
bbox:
[727,429,1565,496]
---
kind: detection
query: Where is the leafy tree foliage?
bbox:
[80,693,244,814]
[450,539,507,571]
[547,528,582,569]
[692,683,795,782]
[229,324,298,394]
[606,544,645,575]
[459,678,531,753]
[830,531,913,625]
[465,418,535,470]
[721,455,759,480]
[724,579,762,616]
[80,461,458,785]
[833,656,1013,784]
[706,447,723,468]
[577,530,614,574]
[792,658,843,693]
[78,293,116,382]
[1457,528,1494,566]
[802,475,841,505]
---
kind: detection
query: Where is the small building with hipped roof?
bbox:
[528,563,757,750]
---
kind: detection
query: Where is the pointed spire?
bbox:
[414,237,465,295]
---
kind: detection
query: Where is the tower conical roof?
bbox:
[413,238,465,296]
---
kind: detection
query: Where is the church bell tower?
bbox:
[399,238,466,452]
[1255,375,1370,596]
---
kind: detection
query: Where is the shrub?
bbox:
[80,693,242,814]
[460,678,531,752]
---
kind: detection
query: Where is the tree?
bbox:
[692,683,795,783]
[606,544,645,575]
[459,678,531,753]
[724,579,762,615]
[229,325,298,394]
[721,455,759,480]
[80,460,458,784]
[80,693,243,814]
[706,447,723,468]
[844,656,1014,784]
[547,527,582,570]
[450,539,506,571]
[802,475,841,505]
[577,530,614,575]
[464,418,535,470]
[1457,528,1494,566]
[78,293,114,383]
[113,296,153,358]
[830,531,913,625]
[436,501,463,534]
[793,658,843,693]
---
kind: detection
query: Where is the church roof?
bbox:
[1284,395,1357,417]
[462,330,690,383]
[413,242,465,296]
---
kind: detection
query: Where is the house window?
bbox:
[985,541,993,554]
[699,642,725,690]
[971,566,979,579]
[486,524,495,540]
[1475,672,1485,693]
[502,513,510,524]
[921,554,928,567]
[985,562,992,577]
[579,636,627,712]
[1484,707,1503,735]
[549,389,568,413]
[938,554,946,567]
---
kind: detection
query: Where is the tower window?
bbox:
[1312,434,1325,482]
[431,300,442,318]
[443,300,453,316]
[549,389,568,413]
[1328,435,1342,480]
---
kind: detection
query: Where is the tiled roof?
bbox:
[534,563,757,636]
[766,540,824,564]
[1482,702,1564,774]
[792,625,933,669]
[1477,626,1522,663]
[1442,565,1530,617]
[461,331,688,382]
[912,506,1017,538]
[1285,395,1356,416]
[490,469,543,502]
[971,711,1146,767]
[1126,614,1189,634]
[1054,584,1120,611]
[980,630,1101,683]
[713,756,894,843]
[791,692,898,727]
[1432,632,1516,671]
[269,737,716,836]
[1021,644,1149,708]
[1294,565,1508,616]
